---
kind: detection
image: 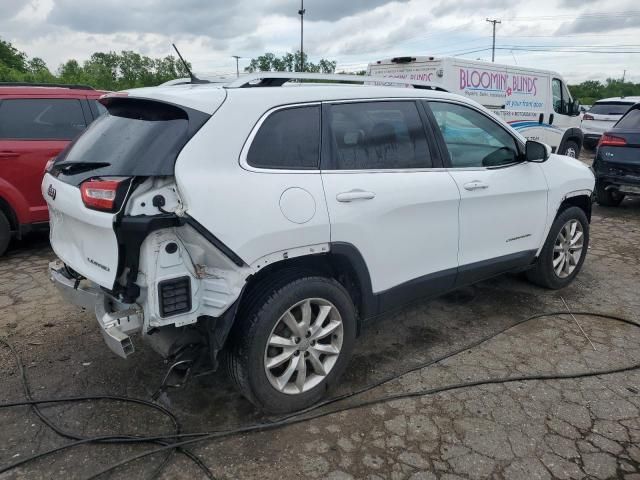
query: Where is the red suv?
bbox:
[0,83,107,255]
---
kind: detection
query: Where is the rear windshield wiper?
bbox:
[55,161,111,174]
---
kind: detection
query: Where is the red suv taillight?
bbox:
[80,178,128,212]
[598,134,627,147]
[582,113,594,121]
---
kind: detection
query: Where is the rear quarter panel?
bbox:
[174,92,331,267]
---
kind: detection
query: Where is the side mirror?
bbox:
[525,140,550,163]
[571,99,581,116]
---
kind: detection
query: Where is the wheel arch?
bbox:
[557,192,592,223]
[0,196,19,233]
[558,128,583,155]
[237,243,376,335]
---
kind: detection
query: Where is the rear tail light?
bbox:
[582,113,594,121]
[80,178,129,212]
[598,134,627,147]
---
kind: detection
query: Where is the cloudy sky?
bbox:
[2,0,640,83]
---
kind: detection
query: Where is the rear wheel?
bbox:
[226,275,356,413]
[596,182,624,207]
[526,206,589,289]
[0,211,11,256]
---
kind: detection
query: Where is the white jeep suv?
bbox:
[43,73,595,413]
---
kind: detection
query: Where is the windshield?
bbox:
[589,102,634,116]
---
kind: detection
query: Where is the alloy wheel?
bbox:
[264,298,343,394]
[552,219,584,278]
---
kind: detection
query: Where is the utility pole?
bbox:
[298,0,305,72]
[622,69,626,82]
[486,18,501,62]
[232,55,241,77]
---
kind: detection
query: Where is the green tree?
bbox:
[0,38,26,72]
[245,51,336,74]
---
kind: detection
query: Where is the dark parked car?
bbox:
[593,103,640,206]
[0,83,107,255]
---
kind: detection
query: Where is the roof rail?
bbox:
[223,73,448,91]
[0,82,96,90]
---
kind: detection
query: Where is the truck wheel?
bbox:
[0,211,11,257]
[596,182,624,207]
[526,206,589,289]
[226,275,356,413]
[561,140,580,158]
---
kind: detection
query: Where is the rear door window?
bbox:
[247,105,320,169]
[325,101,432,170]
[0,98,87,140]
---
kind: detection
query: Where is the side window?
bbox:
[429,102,519,168]
[247,105,320,169]
[0,98,87,140]
[327,101,431,170]
[552,78,563,114]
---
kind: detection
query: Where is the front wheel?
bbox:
[561,140,580,158]
[526,206,589,289]
[226,275,356,413]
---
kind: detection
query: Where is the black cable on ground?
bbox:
[0,338,215,480]
[1,311,639,479]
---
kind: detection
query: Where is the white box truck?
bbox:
[367,56,584,157]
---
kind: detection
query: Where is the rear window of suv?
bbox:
[52,98,209,185]
[0,98,87,140]
[589,102,634,115]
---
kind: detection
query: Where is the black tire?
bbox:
[0,211,11,257]
[526,206,589,289]
[225,274,357,413]
[595,182,624,207]
[561,140,581,158]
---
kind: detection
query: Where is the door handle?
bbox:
[0,151,19,158]
[336,189,376,202]
[463,181,489,191]
[538,113,544,124]
[549,113,554,125]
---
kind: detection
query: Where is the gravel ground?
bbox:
[1,149,639,479]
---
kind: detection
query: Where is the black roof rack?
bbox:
[0,82,96,90]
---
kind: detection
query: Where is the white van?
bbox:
[367,56,584,157]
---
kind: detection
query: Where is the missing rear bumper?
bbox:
[49,261,143,358]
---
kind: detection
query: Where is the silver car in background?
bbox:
[582,96,640,148]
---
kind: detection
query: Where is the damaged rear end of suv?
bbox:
[43,87,250,375]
